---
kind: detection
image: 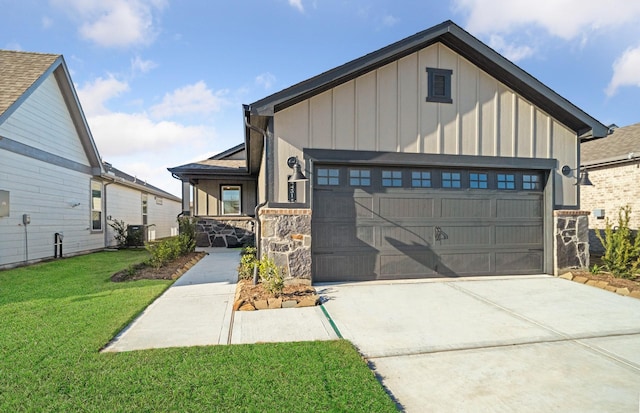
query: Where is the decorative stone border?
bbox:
[170,253,207,279]
[559,272,640,299]
[232,280,319,311]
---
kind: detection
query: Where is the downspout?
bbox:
[244,110,269,278]
[103,180,115,248]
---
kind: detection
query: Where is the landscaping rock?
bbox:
[239,303,256,311]
[254,300,268,310]
[559,272,574,280]
[573,276,588,284]
[630,291,640,299]
[282,300,297,308]
[233,299,245,311]
[297,295,318,307]
[616,288,631,296]
[268,297,283,309]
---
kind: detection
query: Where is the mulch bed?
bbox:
[233,280,318,311]
[110,251,207,282]
[567,270,640,293]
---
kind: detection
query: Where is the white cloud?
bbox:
[606,46,640,96]
[288,0,304,13]
[255,72,276,90]
[131,56,157,75]
[149,81,229,119]
[77,75,129,116]
[381,14,399,27]
[455,0,640,40]
[41,16,53,29]
[51,0,167,47]
[488,34,534,62]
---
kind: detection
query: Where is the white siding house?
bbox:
[0,50,181,269]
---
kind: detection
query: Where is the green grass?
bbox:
[0,251,396,412]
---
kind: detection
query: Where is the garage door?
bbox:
[312,165,545,282]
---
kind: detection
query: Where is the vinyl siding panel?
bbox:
[194,180,256,217]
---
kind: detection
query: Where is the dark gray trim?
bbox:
[246,20,607,138]
[211,143,245,160]
[0,135,96,175]
[267,120,275,202]
[304,148,558,170]
[544,170,554,274]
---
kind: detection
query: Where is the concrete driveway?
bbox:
[319,275,640,412]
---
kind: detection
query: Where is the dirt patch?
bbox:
[568,270,640,293]
[110,251,207,282]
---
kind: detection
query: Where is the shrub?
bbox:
[237,246,257,281]
[178,216,196,244]
[258,256,284,295]
[596,205,640,278]
[108,218,128,248]
[145,233,195,269]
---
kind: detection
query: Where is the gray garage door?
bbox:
[312,165,544,282]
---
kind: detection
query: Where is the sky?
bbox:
[2,0,640,197]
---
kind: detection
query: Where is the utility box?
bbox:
[593,209,605,219]
[127,224,147,246]
[0,190,9,217]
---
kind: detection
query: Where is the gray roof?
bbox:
[168,145,249,179]
[581,122,640,167]
[246,20,607,139]
[0,50,60,117]
[103,162,181,202]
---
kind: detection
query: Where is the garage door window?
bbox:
[349,169,371,186]
[317,168,340,186]
[382,170,402,187]
[470,173,488,189]
[497,173,516,190]
[411,171,432,187]
[523,174,541,190]
[442,172,461,188]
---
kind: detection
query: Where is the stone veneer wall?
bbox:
[554,210,590,275]
[259,208,312,284]
[195,217,255,248]
[580,163,640,254]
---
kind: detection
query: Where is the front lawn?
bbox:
[0,251,396,412]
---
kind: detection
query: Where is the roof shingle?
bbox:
[581,122,640,165]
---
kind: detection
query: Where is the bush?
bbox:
[596,205,640,278]
[108,218,128,248]
[237,246,257,281]
[178,216,196,243]
[258,256,284,295]
[145,233,195,269]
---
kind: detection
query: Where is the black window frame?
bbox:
[411,171,432,188]
[523,173,542,190]
[382,170,403,187]
[441,171,462,189]
[426,67,453,104]
[469,172,489,189]
[349,168,371,187]
[497,173,516,190]
[220,185,242,215]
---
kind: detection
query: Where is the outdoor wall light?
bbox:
[287,156,308,182]
[561,165,593,186]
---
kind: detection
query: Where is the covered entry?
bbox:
[311,161,549,282]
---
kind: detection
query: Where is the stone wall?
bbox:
[259,208,312,284]
[195,217,255,248]
[554,210,590,275]
[580,163,640,254]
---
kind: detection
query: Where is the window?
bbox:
[523,174,541,190]
[426,67,453,104]
[349,169,371,186]
[411,171,432,188]
[221,185,241,215]
[442,172,461,188]
[382,170,402,187]
[470,173,488,189]
[142,193,148,225]
[90,180,102,231]
[497,174,516,190]
[317,168,340,186]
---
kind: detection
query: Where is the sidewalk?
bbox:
[103,248,338,352]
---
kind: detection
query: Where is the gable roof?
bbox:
[0,50,103,175]
[103,162,181,202]
[167,143,250,181]
[581,122,640,167]
[246,20,607,139]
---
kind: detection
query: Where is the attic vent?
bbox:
[426,67,453,104]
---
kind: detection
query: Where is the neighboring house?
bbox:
[169,20,608,283]
[580,123,640,253]
[102,162,181,247]
[0,50,180,269]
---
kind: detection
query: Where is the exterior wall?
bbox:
[580,163,640,253]
[0,146,103,268]
[105,184,180,247]
[554,210,590,274]
[272,43,578,206]
[194,179,256,217]
[259,208,312,284]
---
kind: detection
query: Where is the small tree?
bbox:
[178,216,196,246]
[596,205,640,278]
[108,218,128,248]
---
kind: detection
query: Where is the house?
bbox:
[580,123,640,253]
[0,50,180,269]
[169,20,608,283]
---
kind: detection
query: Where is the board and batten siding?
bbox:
[272,43,577,206]
[0,71,103,268]
[194,179,257,216]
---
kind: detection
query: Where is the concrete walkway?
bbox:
[319,276,640,412]
[103,249,338,352]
